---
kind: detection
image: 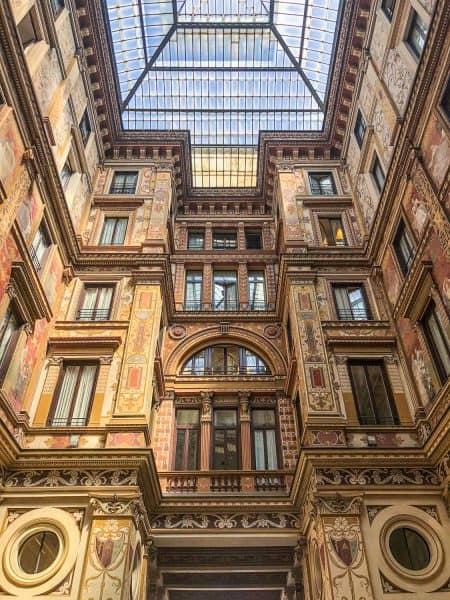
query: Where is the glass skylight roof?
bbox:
[105,0,343,187]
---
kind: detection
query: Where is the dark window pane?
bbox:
[79,110,91,145]
[175,429,186,470]
[51,0,65,16]
[349,364,376,423]
[421,301,450,384]
[309,172,336,195]
[245,231,262,249]
[381,0,396,21]
[213,232,237,249]
[18,11,38,48]
[389,528,430,571]
[407,11,428,58]
[354,110,366,146]
[188,231,204,249]
[319,217,346,246]
[441,77,450,121]
[30,223,51,272]
[393,221,415,275]
[177,409,200,426]
[110,172,138,194]
[371,155,385,192]
[19,532,59,574]
[348,361,397,425]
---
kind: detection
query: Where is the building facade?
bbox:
[0,0,449,598]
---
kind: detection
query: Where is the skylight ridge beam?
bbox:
[146,66,298,71]
[178,22,268,29]
[172,0,178,24]
[298,0,309,62]
[136,0,148,64]
[270,24,325,111]
[121,24,177,111]
[269,0,274,22]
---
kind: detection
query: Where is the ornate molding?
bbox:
[150,513,301,530]
[3,469,138,488]
[315,467,441,487]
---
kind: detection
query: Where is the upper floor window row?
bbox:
[406,10,428,59]
[187,229,263,250]
[441,76,450,122]
[319,216,346,247]
[393,220,415,276]
[381,0,396,22]
[30,221,51,273]
[182,345,269,376]
[354,110,366,148]
[77,285,114,321]
[99,217,128,245]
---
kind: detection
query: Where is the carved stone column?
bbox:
[203,263,212,310]
[200,392,213,470]
[239,392,251,470]
[238,262,248,309]
[144,168,172,252]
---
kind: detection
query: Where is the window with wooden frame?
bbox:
[187,230,204,250]
[181,345,269,376]
[213,409,239,470]
[109,171,138,195]
[79,109,91,146]
[332,283,372,320]
[212,231,237,250]
[77,285,114,321]
[99,216,128,245]
[381,0,396,21]
[308,172,337,196]
[248,271,266,310]
[318,216,346,246]
[420,300,450,385]
[406,10,428,59]
[174,409,200,470]
[48,362,98,426]
[17,9,39,49]
[184,271,202,311]
[30,221,51,272]
[60,159,73,189]
[50,0,65,18]
[213,270,238,310]
[393,219,415,276]
[245,230,262,250]
[354,110,366,147]
[252,409,278,470]
[371,154,385,193]
[0,305,23,383]
[348,360,399,425]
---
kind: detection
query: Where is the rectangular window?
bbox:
[381,0,396,21]
[213,409,238,469]
[79,109,91,146]
[174,409,199,470]
[309,172,337,196]
[333,284,371,320]
[421,301,450,384]
[30,222,51,272]
[348,360,398,425]
[187,231,204,250]
[252,409,278,470]
[51,0,65,16]
[371,154,385,193]
[99,217,128,245]
[0,305,21,380]
[441,76,450,121]
[354,110,366,147]
[393,220,415,275]
[109,171,138,195]
[212,231,237,250]
[245,230,262,250]
[406,11,428,58]
[213,271,237,310]
[17,10,38,49]
[77,285,114,321]
[184,271,203,311]
[60,160,73,188]
[248,271,266,310]
[49,363,98,426]
[318,217,346,246]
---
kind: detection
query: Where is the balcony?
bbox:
[336,308,372,320]
[76,308,111,321]
[179,301,272,312]
[163,470,292,494]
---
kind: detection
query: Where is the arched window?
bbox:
[181,345,269,375]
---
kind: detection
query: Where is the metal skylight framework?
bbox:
[105,0,343,187]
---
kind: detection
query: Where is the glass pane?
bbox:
[252,410,275,427]
[175,429,186,470]
[19,531,59,574]
[224,430,238,469]
[176,409,199,426]
[254,430,265,470]
[349,364,376,424]
[187,430,199,469]
[367,365,394,424]
[389,528,430,571]
[0,307,19,365]
[424,308,450,377]
[214,409,237,427]
[266,430,278,470]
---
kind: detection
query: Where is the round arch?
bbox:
[165,325,287,377]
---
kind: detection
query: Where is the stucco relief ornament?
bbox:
[168,324,186,339]
[264,324,281,339]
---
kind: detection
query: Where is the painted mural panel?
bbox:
[0,110,24,197]
[421,113,450,189]
[16,180,43,244]
[382,248,402,308]
[33,48,61,116]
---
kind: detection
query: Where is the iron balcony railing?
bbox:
[76,308,111,321]
[337,308,372,320]
[48,417,88,426]
[109,183,137,194]
[181,301,270,312]
[182,365,270,376]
